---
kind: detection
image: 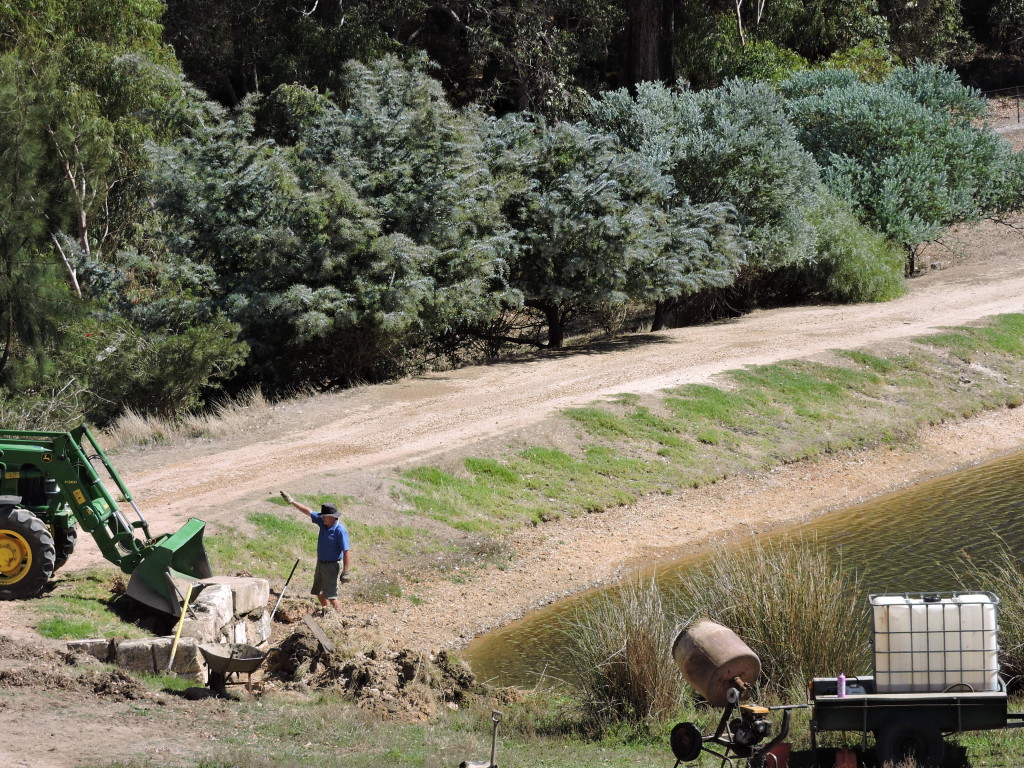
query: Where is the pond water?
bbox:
[464,449,1024,688]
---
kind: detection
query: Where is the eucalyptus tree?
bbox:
[483,115,746,347]
[150,58,511,389]
[991,0,1024,54]
[782,64,1024,271]
[0,0,218,412]
[0,54,71,382]
[590,80,822,277]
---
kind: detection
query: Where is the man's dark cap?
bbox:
[321,503,339,516]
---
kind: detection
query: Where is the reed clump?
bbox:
[957,542,1024,680]
[558,575,689,732]
[674,536,870,699]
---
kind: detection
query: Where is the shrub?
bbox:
[149,58,510,389]
[824,40,899,83]
[732,40,809,83]
[782,192,906,303]
[673,537,870,699]
[783,64,1024,264]
[558,575,689,731]
[590,79,821,274]
[483,114,745,347]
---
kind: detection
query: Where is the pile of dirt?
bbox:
[265,624,509,720]
[0,634,149,702]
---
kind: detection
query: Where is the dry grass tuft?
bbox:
[104,388,271,448]
[558,575,689,730]
[957,540,1024,680]
[673,536,870,699]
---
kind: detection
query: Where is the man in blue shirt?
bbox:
[280,492,351,611]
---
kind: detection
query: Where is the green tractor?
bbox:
[0,425,211,615]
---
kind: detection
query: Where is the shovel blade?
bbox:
[126,518,212,615]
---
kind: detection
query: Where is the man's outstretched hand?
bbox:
[280,491,294,504]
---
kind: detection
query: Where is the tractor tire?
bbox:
[51,524,77,572]
[0,507,56,599]
[876,714,945,768]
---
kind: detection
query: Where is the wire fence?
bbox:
[984,84,1023,124]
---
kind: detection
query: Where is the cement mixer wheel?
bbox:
[0,507,55,599]
[876,714,944,768]
[670,721,703,762]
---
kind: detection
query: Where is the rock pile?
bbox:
[67,576,271,681]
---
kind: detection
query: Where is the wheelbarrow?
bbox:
[198,642,267,697]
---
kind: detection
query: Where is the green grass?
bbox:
[400,314,1024,539]
[204,511,315,579]
[35,569,149,640]
[82,676,1024,768]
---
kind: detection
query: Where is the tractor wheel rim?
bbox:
[0,530,32,584]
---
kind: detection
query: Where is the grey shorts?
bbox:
[312,559,341,599]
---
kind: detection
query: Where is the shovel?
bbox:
[459,710,502,768]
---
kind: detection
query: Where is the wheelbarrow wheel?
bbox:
[876,713,944,768]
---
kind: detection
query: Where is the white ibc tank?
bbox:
[871,592,999,694]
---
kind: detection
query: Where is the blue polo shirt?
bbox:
[311,513,350,561]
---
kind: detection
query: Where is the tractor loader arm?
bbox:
[0,425,211,614]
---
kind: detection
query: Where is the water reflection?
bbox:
[464,450,1024,688]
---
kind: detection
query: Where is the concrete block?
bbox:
[181,612,220,643]
[201,576,270,617]
[66,638,114,663]
[250,611,271,645]
[151,637,205,682]
[232,621,248,644]
[114,638,156,674]
[193,583,233,629]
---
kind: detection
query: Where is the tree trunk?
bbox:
[625,0,675,89]
[0,256,13,378]
[652,299,667,332]
[545,304,564,349]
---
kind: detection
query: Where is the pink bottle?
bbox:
[837,673,847,698]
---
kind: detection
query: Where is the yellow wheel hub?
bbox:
[0,530,31,585]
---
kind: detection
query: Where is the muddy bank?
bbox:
[354,405,1024,654]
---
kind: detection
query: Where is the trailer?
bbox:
[810,675,1024,766]
[666,593,1024,768]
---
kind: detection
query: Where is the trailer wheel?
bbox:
[51,524,77,572]
[0,508,56,599]
[876,714,944,768]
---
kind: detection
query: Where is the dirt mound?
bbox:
[0,664,148,701]
[0,634,148,701]
[0,633,61,662]
[265,624,492,720]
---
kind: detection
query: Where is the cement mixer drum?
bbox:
[672,620,761,707]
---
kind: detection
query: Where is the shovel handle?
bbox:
[166,582,194,672]
[269,559,300,624]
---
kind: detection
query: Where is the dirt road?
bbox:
[103,220,1024,542]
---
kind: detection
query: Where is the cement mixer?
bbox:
[667,620,806,767]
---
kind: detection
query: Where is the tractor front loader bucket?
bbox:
[126,518,212,615]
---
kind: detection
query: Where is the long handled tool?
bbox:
[269,558,300,624]
[459,710,502,768]
[166,582,195,672]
